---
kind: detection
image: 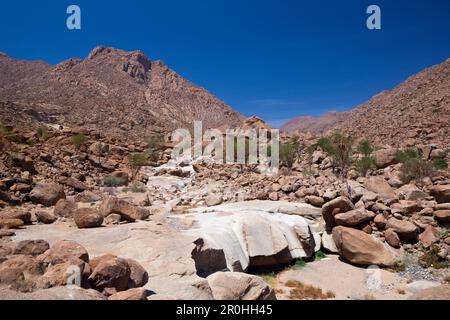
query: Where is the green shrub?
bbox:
[103,176,125,187]
[36,126,49,141]
[357,139,374,157]
[291,259,306,270]
[124,182,146,193]
[147,136,164,162]
[129,152,149,179]
[396,148,435,183]
[317,132,354,177]
[356,156,375,176]
[279,143,299,170]
[315,250,326,261]
[418,245,448,269]
[433,158,448,170]
[71,133,87,149]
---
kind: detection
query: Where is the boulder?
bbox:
[99,196,150,221]
[332,226,394,267]
[0,255,45,289]
[321,232,338,253]
[391,200,422,216]
[396,184,427,201]
[374,214,387,229]
[124,258,148,288]
[0,210,31,224]
[306,195,325,207]
[88,257,131,292]
[434,210,450,223]
[430,149,446,159]
[53,199,78,218]
[37,259,91,289]
[104,171,129,186]
[74,208,104,228]
[38,240,89,264]
[386,218,419,241]
[334,209,375,227]
[205,195,223,207]
[108,288,148,300]
[0,218,24,229]
[29,183,65,207]
[384,229,401,248]
[419,225,440,247]
[13,240,50,256]
[104,213,122,225]
[59,177,87,192]
[207,272,276,300]
[364,176,396,200]
[35,211,57,224]
[373,148,398,169]
[322,196,354,228]
[191,238,231,277]
[430,185,450,203]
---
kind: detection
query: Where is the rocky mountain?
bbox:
[281,58,450,147]
[281,111,347,134]
[0,46,243,139]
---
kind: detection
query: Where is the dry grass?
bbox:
[285,280,335,300]
[397,288,406,295]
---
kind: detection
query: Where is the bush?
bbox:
[279,143,299,170]
[357,139,374,157]
[317,132,354,177]
[147,136,164,162]
[71,133,87,149]
[103,176,125,187]
[433,158,448,170]
[36,126,49,141]
[129,152,149,179]
[124,182,146,193]
[418,245,448,269]
[356,156,375,176]
[396,148,435,183]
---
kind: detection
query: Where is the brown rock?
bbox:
[386,218,419,241]
[104,213,122,225]
[13,240,49,256]
[99,196,149,221]
[419,225,440,247]
[322,196,354,228]
[29,182,66,207]
[434,210,450,223]
[384,228,401,248]
[108,288,148,300]
[364,176,396,200]
[53,198,78,218]
[374,214,387,229]
[37,259,91,289]
[88,257,131,292]
[38,240,89,264]
[334,209,375,227]
[0,255,45,289]
[74,208,104,228]
[373,148,398,169]
[332,226,394,267]
[0,210,31,224]
[430,185,450,203]
[35,211,57,224]
[60,177,87,192]
[0,218,24,229]
[89,254,117,269]
[306,195,325,207]
[124,258,148,288]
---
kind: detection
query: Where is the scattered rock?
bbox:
[74,208,104,228]
[53,199,78,218]
[434,210,450,223]
[205,195,223,207]
[88,257,131,292]
[322,196,354,228]
[29,183,66,207]
[13,240,49,256]
[386,218,419,241]
[334,209,375,227]
[35,211,57,224]
[384,229,401,248]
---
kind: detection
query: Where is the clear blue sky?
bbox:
[1,0,449,127]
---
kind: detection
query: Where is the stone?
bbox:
[0,244,12,262]
[207,272,276,300]
[364,176,396,200]
[108,288,148,300]
[0,218,24,229]
[410,285,450,300]
[37,259,91,289]
[13,240,50,256]
[434,210,450,223]
[124,258,149,288]
[99,196,150,221]
[88,257,131,292]
[26,286,106,300]
[321,232,338,253]
[29,182,65,207]
[391,200,423,216]
[396,184,427,201]
[386,218,419,241]
[35,211,57,224]
[334,209,375,227]
[105,171,129,186]
[430,149,446,159]
[332,226,394,267]
[104,213,122,225]
[430,185,450,203]
[384,229,401,248]
[373,148,398,169]
[38,240,89,264]
[191,238,230,277]
[53,199,78,218]
[0,255,45,289]
[419,225,440,247]
[374,214,387,229]
[74,208,104,228]
[268,192,278,201]
[321,196,354,228]
[0,210,31,224]
[205,195,223,207]
[306,195,324,207]
[60,177,87,192]
[271,183,281,192]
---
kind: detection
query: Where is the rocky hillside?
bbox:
[281,111,347,134]
[0,46,243,139]
[281,58,450,147]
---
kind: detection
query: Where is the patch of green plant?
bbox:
[317,132,354,177]
[261,272,277,286]
[315,250,326,261]
[418,245,448,269]
[147,136,164,162]
[129,152,149,179]
[71,133,87,149]
[291,259,306,270]
[396,148,435,183]
[356,156,375,176]
[396,148,420,163]
[433,158,448,170]
[124,182,146,193]
[103,176,125,187]
[390,260,406,273]
[36,126,49,141]
[279,143,299,170]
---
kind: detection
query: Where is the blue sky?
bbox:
[1,0,449,127]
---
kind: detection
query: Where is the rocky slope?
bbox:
[0,46,243,139]
[281,58,450,147]
[281,111,347,134]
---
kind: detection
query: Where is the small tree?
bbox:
[71,133,87,149]
[280,143,299,171]
[317,132,354,177]
[129,152,148,180]
[147,136,164,162]
[355,139,375,176]
[396,148,435,183]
